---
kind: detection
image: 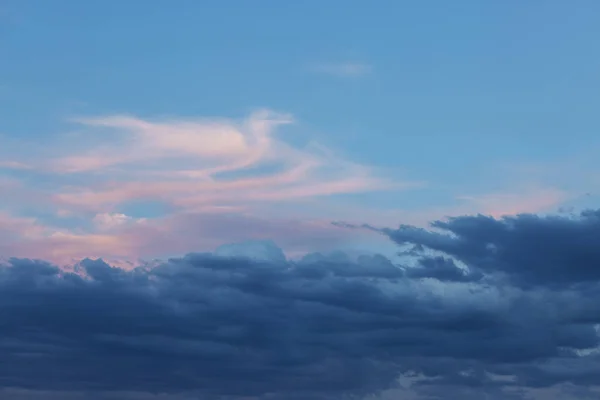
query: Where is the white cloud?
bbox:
[309,62,372,77]
[93,212,138,231]
[37,109,403,212]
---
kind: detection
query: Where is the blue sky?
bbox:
[3,2,600,400]
[1,0,600,263]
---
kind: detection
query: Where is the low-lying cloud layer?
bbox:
[1,210,600,399]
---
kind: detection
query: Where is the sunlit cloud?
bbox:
[456,187,570,218]
[0,108,578,265]
[36,109,403,212]
[0,109,417,263]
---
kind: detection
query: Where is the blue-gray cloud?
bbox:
[1,210,600,399]
[381,210,600,287]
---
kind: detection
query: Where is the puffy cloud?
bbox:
[379,210,600,287]
[2,210,600,400]
[405,256,483,282]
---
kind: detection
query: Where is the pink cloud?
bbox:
[0,212,47,242]
[2,108,574,265]
[456,187,570,218]
[20,109,414,215]
[0,161,32,170]
[0,210,375,266]
[54,109,292,174]
[1,108,414,263]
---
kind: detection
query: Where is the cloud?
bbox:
[9,111,401,210]
[0,212,47,244]
[0,106,582,268]
[456,187,570,218]
[404,255,484,282]
[2,210,600,399]
[0,160,32,170]
[2,211,377,265]
[378,209,600,287]
[92,213,138,231]
[55,109,293,174]
[309,62,373,77]
[0,109,420,262]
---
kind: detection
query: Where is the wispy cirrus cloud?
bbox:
[0,108,581,265]
[0,109,417,263]
[308,62,373,77]
[456,187,571,218]
[41,109,406,211]
[0,160,32,170]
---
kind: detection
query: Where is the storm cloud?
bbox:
[382,209,600,287]
[1,210,600,399]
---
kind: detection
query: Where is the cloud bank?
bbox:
[2,210,600,399]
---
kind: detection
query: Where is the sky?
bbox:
[1,1,600,399]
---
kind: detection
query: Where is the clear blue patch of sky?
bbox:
[2,0,599,207]
[117,200,175,219]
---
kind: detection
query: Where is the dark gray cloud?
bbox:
[405,256,483,282]
[381,210,600,287]
[1,211,600,399]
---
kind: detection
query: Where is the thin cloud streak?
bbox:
[0,108,576,265]
[309,62,373,77]
[456,187,571,218]
[36,109,405,213]
[0,109,416,263]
